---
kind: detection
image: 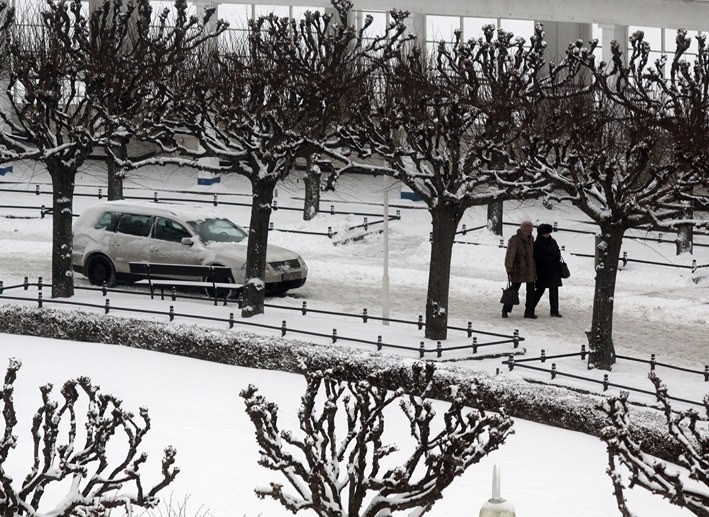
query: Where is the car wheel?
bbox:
[87,255,117,287]
[203,271,236,300]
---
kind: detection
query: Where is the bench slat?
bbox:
[135,279,242,289]
[129,262,232,280]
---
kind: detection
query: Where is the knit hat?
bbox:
[537,223,553,235]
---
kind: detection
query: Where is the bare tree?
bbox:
[0,358,179,515]
[141,0,408,317]
[600,375,709,517]
[0,0,221,297]
[240,362,513,516]
[88,0,226,201]
[325,24,560,339]
[531,35,709,369]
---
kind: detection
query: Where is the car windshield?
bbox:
[187,218,248,244]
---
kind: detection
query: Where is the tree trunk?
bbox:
[486,200,503,236]
[587,225,625,370]
[676,200,693,255]
[241,178,276,318]
[106,141,126,200]
[424,204,460,340]
[302,154,321,221]
[486,151,505,236]
[49,169,76,298]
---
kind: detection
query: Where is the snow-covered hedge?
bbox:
[0,304,678,463]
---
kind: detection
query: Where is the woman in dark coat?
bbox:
[533,223,563,317]
[502,221,537,318]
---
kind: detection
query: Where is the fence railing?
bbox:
[502,346,708,407]
[0,278,524,359]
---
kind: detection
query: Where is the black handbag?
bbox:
[559,257,571,279]
[500,281,520,305]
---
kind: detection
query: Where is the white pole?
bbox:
[382,175,390,325]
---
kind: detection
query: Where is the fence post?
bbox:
[650,354,656,371]
[0,280,3,294]
[603,374,609,391]
[507,354,515,371]
[551,363,557,379]
[37,291,42,308]
[104,299,110,314]
[301,301,307,315]
[98,187,103,199]
[417,315,423,330]
[362,308,368,323]
[580,344,587,360]
[281,321,287,337]
[472,337,478,354]
[540,350,546,363]
[213,194,218,206]
[169,306,174,321]
[437,341,442,358]
[419,341,425,358]
[512,329,519,349]
[467,321,473,338]
[229,313,235,329]
[23,276,28,290]
[377,336,383,351]
[332,329,338,343]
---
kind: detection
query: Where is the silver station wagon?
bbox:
[72,201,308,294]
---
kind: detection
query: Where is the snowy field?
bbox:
[0,162,708,515]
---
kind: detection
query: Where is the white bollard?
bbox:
[479,465,516,517]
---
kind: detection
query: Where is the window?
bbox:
[117,214,153,237]
[94,212,121,232]
[188,218,247,244]
[154,217,192,243]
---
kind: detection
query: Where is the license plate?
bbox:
[282,271,301,281]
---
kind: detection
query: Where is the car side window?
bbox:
[94,211,120,232]
[116,213,152,237]
[153,217,191,243]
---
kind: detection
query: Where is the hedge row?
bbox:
[0,304,680,463]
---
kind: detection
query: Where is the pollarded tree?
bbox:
[140,1,409,317]
[0,0,222,297]
[325,24,565,340]
[251,1,410,221]
[601,375,709,516]
[241,362,513,516]
[605,30,709,256]
[531,37,709,369]
[0,358,179,515]
[87,0,227,201]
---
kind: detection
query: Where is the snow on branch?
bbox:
[600,375,709,517]
[241,362,513,516]
[0,358,179,515]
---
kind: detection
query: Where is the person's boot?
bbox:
[502,308,509,318]
[524,310,537,319]
[551,312,563,318]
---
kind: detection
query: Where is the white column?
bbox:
[539,20,592,64]
[599,23,628,65]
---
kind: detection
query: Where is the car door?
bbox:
[109,213,153,273]
[149,217,206,277]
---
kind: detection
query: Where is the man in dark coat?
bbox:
[503,221,537,318]
[532,223,563,317]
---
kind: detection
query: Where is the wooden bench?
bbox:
[129,262,243,306]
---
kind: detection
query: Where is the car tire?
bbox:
[87,255,117,287]
[203,269,236,300]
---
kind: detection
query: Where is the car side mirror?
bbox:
[181,237,194,246]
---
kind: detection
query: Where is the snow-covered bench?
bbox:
[129,262,242,306]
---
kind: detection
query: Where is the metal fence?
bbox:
[502,346,707,407]
[0,277,524,359]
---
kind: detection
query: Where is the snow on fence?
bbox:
[502,348,708,408]
[0,277,524,360]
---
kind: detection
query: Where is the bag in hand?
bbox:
[559,258,571,279]
[500,282,520,305]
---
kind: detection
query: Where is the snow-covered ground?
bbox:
[0,162,708,515]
